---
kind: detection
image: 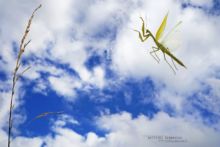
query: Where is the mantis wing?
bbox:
[161,21,182,50]
[161,21,182,44]
[156,13,168,41]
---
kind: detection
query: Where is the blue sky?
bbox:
[0,0,220,147]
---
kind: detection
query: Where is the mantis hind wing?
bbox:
[161,21,182,51]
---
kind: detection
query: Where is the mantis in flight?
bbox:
[134,13,186,74]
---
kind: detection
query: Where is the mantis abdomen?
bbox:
[162,45,186,68]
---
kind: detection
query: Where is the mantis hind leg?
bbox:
[166,47,178,70]
[152,47,160,62]
[171,58,178,70]
[150,47,160,63]
[163,52,176,74]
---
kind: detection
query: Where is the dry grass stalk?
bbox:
[27,111,64,126]
[8,4,42,147]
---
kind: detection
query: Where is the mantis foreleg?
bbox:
[134,30,149,42]
[140,17,147,36]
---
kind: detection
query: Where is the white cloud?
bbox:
[53,114,79,127]
[12,137,43,147]
[0,91,11,128]
[0,130,8,147]
[48,75,81,101]
[45,127,86,147]
[95,111,220,147]
[6,111,220,147]
[90,66,105,88]
[155,89,185,112]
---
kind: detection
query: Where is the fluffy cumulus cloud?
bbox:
[48,75,81,100]
[0,0,220,146]
[2,112,220,147]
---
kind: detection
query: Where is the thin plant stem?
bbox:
[8,4,41,147]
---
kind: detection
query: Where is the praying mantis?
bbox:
[134,13,186,74]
